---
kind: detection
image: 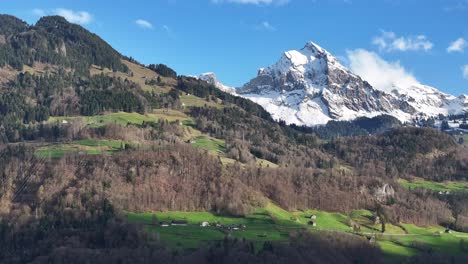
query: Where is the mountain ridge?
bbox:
[212,41,466,126]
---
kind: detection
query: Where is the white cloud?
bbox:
[463,65,468,79]
[255,21,276,31]
[448,38,467,53]
[211,0,289,5]
[32,8,46,16]
[54,8,92,24]
[347,49,419,93]
[372,30,433,52]
[135,19,153,29]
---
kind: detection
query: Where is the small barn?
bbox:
[310,214,317,220]
[200,221,210,227]
[308,221,317,227]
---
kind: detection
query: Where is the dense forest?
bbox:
[0,14,467,263]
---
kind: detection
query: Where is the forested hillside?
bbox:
[0,15,467,263]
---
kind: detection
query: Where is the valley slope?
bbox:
[0,14,468,264]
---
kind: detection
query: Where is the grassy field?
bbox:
[191,136,226,154]
[188,133,279,168]
[127,203,301,249]
[181,94,224,109]
[399,178,468,193]
[35,139,125,158]
[90,60,176,93]
[126,205,468,260]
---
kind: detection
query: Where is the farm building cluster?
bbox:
[152,214,320,230]
[156,220,247,231]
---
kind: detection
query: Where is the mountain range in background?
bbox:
[203,42,467,126]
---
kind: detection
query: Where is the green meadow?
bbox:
[126,204,468,260]
[35,139,126,158]
[399,178,468,193]
[191,136,226,154]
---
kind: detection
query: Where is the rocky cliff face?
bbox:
[373,184,396,203]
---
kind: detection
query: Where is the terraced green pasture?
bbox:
[35,139,125,158]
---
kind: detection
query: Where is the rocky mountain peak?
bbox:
[236,41,417,125]
[199,72,236,94]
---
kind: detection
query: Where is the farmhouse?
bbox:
[171,220,188,226]
[310,214,317,220]
[308,221,317,227]
[200,221,210,227]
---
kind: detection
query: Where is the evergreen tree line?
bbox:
[0,15,127,74]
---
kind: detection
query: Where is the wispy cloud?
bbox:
[444,0,468,11]
[463,65,468,79]
[372,30,433,52]
[448,38,467,53]
[211,0,289,5]
[255,21,276,31]
[135,19,153,29]
[347,49,419,92]
[54,8,93,25]
[32,8,93,25]
[162,25,171,32]
[32,8,46,17]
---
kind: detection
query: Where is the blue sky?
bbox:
[2,0,468,95]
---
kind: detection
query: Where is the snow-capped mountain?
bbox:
[199,72,237,94]
[235,41,467,126]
